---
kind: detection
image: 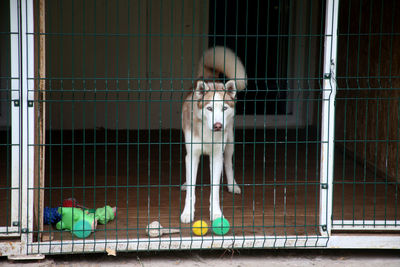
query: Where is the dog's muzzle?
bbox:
[213,122,223,131]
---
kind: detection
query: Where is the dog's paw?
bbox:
[227,183,241,194]
[210,209,223,222]
[180,182,187,191]
[180,210,194,224]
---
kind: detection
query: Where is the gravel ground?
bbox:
[2,250,400,267]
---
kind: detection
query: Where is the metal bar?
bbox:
[0,226,20,237]
[21,235,400,254]
[332,220,400,231]
[319,0,339,237]
[9,0,21,234]
[20,0,35,255]
[2,233,400,257]
[27,236,329,253]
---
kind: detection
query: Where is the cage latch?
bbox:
[323,73,331,79]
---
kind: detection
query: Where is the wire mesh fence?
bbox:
[32,0,327,251]
[333,0,400,230]
[0,0,399,256]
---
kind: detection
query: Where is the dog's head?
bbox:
[194,80,237,132]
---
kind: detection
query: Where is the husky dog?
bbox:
[180,46,247,223]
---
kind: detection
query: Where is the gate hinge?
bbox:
[321,183,328,189]
[321,225,327,231]
[13,100,20,107]
[28,100,34,107]
[12,221,19,227]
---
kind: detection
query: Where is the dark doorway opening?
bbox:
[0,0,11,127]
[209,0,289,115]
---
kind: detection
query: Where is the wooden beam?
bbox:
[34,0,45,241]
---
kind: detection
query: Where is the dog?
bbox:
[180,46,247,223]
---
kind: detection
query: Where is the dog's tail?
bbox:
[197,46,247,91]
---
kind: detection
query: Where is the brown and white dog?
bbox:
[180,46,247,223]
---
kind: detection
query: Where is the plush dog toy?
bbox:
[55,206,117,238]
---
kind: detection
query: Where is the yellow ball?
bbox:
[192,220,208,236]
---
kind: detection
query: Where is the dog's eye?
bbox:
[223,106,228,111]
[207,107,213,111]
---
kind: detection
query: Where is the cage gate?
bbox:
[1,0,400,258]
[0,0,21,240]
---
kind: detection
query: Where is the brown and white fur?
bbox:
[180,46,247,223]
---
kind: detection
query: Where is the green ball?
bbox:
[72,220,92,238]
[212,217,230,235]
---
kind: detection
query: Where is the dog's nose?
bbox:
[213,122,222,131]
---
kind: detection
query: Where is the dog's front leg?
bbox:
[210,152,224,221]
[224,126,241,194]
[180,151,199,223]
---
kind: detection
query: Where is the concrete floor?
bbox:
[2,250,400,267]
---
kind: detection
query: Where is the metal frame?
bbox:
[0,0,35,250]
[2,234,400,256]
[319,0,338,237]
[21,0,35,253]
[2,0,400,258]
[0,0,21,238]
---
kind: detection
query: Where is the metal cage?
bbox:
[1,0,399,258]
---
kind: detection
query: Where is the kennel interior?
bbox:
[0,0,399,255]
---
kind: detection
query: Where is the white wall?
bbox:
[46,0,208,130]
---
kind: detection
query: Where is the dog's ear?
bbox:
[194,80,210,98]
[225,80,237,99]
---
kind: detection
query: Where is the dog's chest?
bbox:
[185,128,227,155]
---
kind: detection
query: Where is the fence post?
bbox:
[20,0,35,255]
[9,0,21,235]
[320,0,339,237]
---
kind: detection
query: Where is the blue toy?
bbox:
[44,207,62,225]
